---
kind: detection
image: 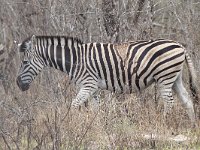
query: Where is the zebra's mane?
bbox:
[35,35,83,44]
[20,36,32,52]
[20,35,83,52]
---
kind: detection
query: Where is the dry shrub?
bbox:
[0,0,200,149]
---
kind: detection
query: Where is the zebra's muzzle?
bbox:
[16,76,30,91]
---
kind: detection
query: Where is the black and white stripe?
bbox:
[16,35,198,124]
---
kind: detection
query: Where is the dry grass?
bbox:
[1,78,200,150]
[0,0,200,149]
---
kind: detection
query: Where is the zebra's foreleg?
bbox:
[71,86,98,109]
[90,91,101,111]
[81,93,100,109]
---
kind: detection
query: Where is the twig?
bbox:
[0,129,20,150]
[1,133,11,150]
[77,110,99,148]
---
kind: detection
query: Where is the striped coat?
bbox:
[16,35,199,124]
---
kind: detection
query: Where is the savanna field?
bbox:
[1,0,200,149]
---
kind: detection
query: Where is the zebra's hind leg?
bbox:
[159,87,174,119]
[157,76,176,120]
[173,73,196,125]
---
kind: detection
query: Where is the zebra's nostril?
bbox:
[16,76,30,91]
[16,76,22,88]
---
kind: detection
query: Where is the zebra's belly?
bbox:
[97,79,107,89]
[97,79,129,93]
[130,74,155,93]
[97,74,154,94]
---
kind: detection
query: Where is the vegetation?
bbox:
[0,0,200,149]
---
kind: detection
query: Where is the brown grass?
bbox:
[1,78,200,149]
[1,0,200,149]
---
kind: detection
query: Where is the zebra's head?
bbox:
[17,35,45,91]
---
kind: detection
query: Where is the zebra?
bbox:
[16,35,199,125]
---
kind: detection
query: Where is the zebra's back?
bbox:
[85,39,185,93]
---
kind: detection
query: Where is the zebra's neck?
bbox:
[35,36,83,79]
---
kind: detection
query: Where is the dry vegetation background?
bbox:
[0,0,200,149]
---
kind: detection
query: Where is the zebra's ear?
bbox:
[18,43,22,48]
[19,35,35,52]
[18,43,23,52]
[31,35,36,47]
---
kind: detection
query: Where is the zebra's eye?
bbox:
[23,60,30,65]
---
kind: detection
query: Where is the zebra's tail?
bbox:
[185,52,199,104]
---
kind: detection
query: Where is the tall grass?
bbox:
[0,0,200,149]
